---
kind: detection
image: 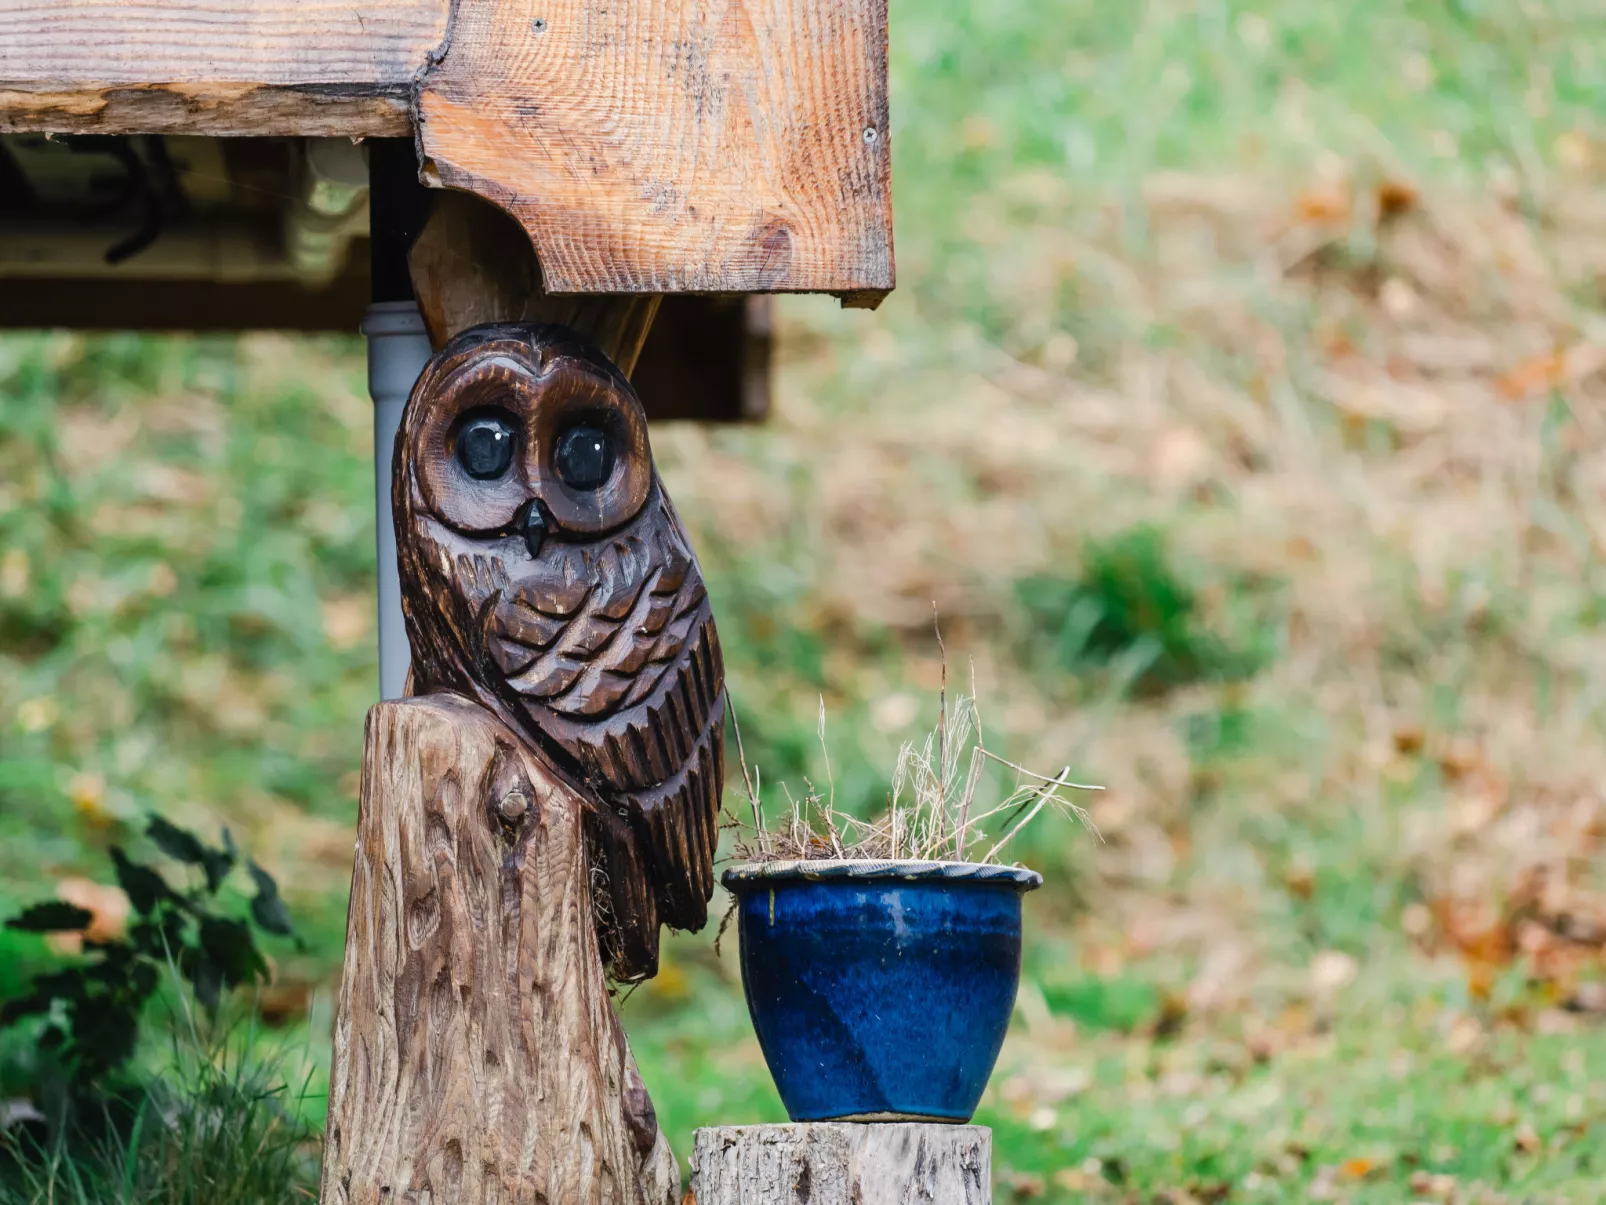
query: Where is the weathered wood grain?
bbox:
[321,693,678,1205]
[1,0,895,299]
[0,0,448,135]
[690,1124,993,1205]
[416,0,894,299]
[0,81,410,137]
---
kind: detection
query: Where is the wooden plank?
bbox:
[633,295,772,422]
[417,0,893,299]
[0,81,411,136]
[0,270,770,426]
[0,271,372,332]
[0,0,895,297]
[0,0,447,135]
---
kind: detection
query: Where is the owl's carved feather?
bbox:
[393,324,725,981]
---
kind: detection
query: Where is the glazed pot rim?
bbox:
[721,858,1043,892]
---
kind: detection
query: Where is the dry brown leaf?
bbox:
[1296,186,1351,225]
[1377,180,1419,219]
[1496,350,1565,400]
[1338,1156,1379,1180]
[45,877,130,955]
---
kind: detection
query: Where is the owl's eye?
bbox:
[455,410,518,480]
[553,424,614,491]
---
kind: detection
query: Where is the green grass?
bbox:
[0,1015,321,1205]
[5,0,1606,1200]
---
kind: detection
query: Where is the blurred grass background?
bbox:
[4,0,1606,1200]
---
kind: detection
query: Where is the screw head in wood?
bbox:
[863,127,879,144]
[531,16,547,32]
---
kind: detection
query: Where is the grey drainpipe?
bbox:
[362,302,429,700]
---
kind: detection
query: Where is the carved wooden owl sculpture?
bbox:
[394,323,725,981]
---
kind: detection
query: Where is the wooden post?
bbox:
[690,1124,993,1205]
[320,694,678,1205]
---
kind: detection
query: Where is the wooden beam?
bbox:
[417,0,893,300]
[0,0,894,299]
[0,0,449,136]
[0,0,893,298]
[0,265,769,425]
[0,270,371,332]
[0,81,412,137]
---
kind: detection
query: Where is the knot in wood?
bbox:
[496,787,531,823]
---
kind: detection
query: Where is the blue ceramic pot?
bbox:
[722,859,1041,1123]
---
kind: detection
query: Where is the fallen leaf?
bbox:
[1284,863,1315,900]
[1052,1167,1097,1192]
[1339,1155,1378,1180]
[1496,350,1564,400]
[1296,187,1351,225]
[1408,1170,1457,1198]
[257,981,314,1026]
[1377,180,1418,219]
[44,877,130,955]
[1001,1170,1045,1200]
[1387,726,1426,755]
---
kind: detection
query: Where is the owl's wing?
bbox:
[484,495,725,976]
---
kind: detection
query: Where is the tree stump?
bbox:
[689,1124,992,1205]
[320,693,678,1205]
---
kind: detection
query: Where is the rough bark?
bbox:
[690,1124,993,1205]
[320,693,678,1205]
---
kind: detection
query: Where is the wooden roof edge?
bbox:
[0,0,895,298]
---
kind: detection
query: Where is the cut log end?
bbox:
[689,1123,992,1205]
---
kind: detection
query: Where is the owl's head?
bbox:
[393,323,670,706]
[399,323,653,558]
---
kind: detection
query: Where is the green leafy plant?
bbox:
[1,816,296,1089]
[0,1014,320,1205]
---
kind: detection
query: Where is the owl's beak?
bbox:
[520,500,548,559]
